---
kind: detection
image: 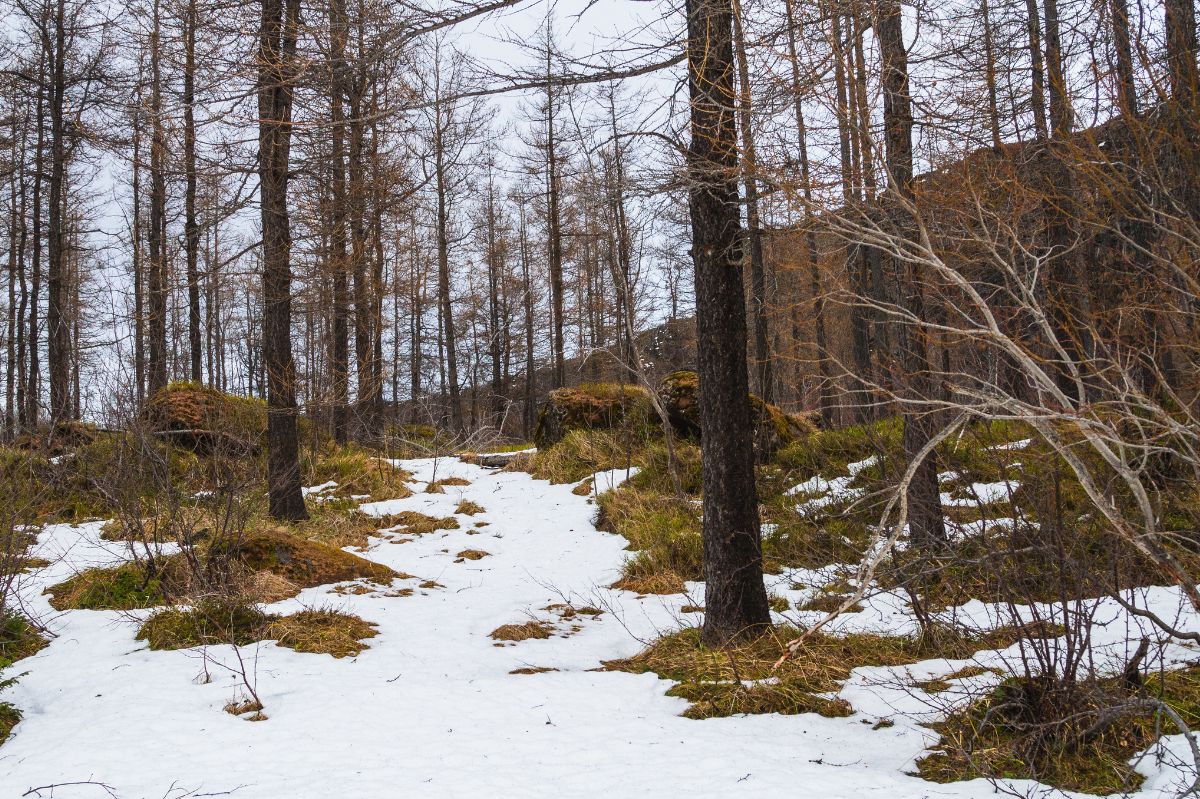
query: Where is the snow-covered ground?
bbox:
[0,458,1196,798]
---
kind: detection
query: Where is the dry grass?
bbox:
[605,623,1048,720]
[215,526,397,591]
[139,598,377,658]
[455,549,490,561]
[377,511,460,535]
[302,444,413,501]
[223,698,264,716]
[267,609,378,658]
[489,621,553,641]
[571,479,593,496]
[612,571,687,596]
[917,667,1200,795]
[454,500,485,516]
[426,476,471,494]
[510,666,559,674]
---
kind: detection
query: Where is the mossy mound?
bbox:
[659,370,816,460]
[0,611,47,665]
[917,668,1200,795]
[0,703,19,746]
[138,599,378,657]
[137,596,272,649]
[212,527,396,591]
[533,383,656,450]
[45,562,168,611]
[267,609,378,658]
[143,382,267,454]
[13,420,100,456]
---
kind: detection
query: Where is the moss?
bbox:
[45,562,166,611]
[607,623,1042,720]
[490,621,553,641]
[211,527,396,591]
[144,382,267,453]
[0,703,19,746]
[533,383,657,450]
[917,667,1200,795]
[138,597,273,649]
[267,609,378,658]
[0,611,46,665]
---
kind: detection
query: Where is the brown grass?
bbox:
[377,511,460,535]
[455,500,485,516]
[267,609,378,658]
[605,623,1049,720]
[489,621,553,641]
[510,666,559,674]
[612,571,687,596]
[455,549,490,561]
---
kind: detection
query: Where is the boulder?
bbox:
[658,369,817,460]
[144,382,266,454]
[532,383,655,449]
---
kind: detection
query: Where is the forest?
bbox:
[0,0,1197,794]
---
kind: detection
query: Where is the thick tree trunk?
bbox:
[259,0,307,522]
[686,0,771,647]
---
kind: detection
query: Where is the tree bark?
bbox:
[877,0,947,547]
[259,0,307,521]
[686,0,771,647]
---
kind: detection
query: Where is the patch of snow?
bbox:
[2,463,1197,799]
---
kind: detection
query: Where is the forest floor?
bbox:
[0,453,1197,798]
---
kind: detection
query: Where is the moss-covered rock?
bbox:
[533,383,655,449]
[143,382,267,454]
[658,370,816,460]
[211,527,396,591]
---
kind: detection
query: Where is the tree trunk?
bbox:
[46,0,71,421]
[147,0,168,398]
[258,0,307,522]
[686,0,771,647]
[877,0,947,547]
[328,0,350,444]
[731,0,772,406]
[183,0,202,384]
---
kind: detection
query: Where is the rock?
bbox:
[143,382,266,454]
[533,384,655,449]
[658,369,817,460]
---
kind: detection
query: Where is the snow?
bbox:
[0,457,1196,798]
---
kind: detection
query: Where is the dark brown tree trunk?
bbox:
[183,0,202,384]
[259,0,307,521]
[147,0,168,398]
[328,0,350,444]
[544,36,566,389]
[731,0,772,406]
[784,0,835,425]
[877,0,947,547]
[46,0,71,421]
[433,92,463,432]
[1024,0,1050,140]
[686,0,771,647]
